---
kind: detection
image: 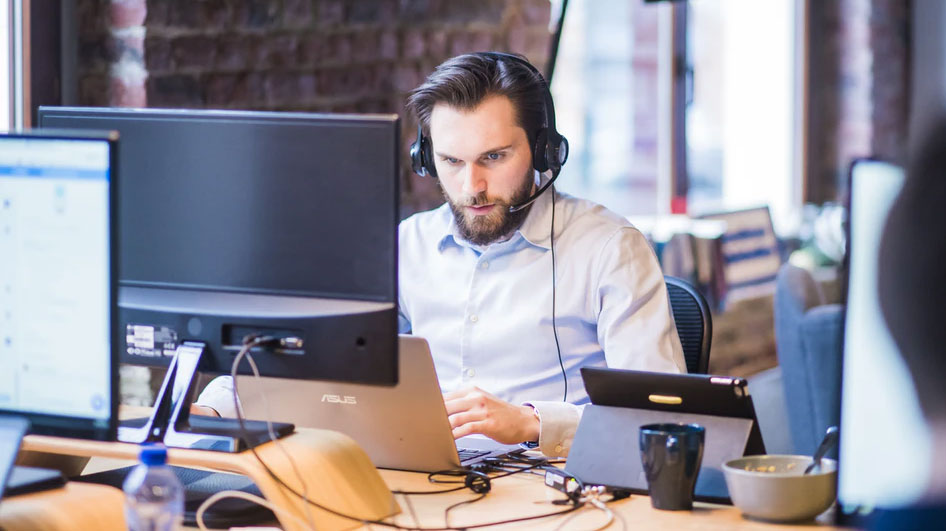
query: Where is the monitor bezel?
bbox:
[0,129,120,441]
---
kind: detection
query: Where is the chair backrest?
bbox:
[665,276,712,374]
[774,263,843,456]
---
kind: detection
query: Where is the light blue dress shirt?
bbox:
[398,187,685,456]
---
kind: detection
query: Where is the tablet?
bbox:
[565,367,766,504]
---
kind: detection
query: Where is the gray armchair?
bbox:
[774,264,843,456]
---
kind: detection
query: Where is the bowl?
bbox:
[722,455,837,522]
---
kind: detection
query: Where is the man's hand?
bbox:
[443,387,540,444]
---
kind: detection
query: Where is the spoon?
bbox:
[805,426,839,474]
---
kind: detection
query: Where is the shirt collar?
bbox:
[435,176,557,253]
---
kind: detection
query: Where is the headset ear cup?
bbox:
[422,135,438,178]
[533,128,550,173]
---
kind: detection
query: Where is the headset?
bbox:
[409,51,569,213]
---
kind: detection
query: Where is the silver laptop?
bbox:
[236,335,521,472]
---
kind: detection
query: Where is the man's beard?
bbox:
[445,171,535,246]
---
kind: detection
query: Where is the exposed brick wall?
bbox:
[77,0,553,216]
[806,0,911,204]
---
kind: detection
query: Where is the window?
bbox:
[551,0,670,216]
[685,0,801,233]
[550,0,803,234]
[0,0,12,130]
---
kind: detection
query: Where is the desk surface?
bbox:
[22,455,833,530]
[377,467,839,530]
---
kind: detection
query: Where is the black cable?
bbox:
[444,493,486,529]
[545,0,570,82]
[229,339,582,531]
[550,187,567,402]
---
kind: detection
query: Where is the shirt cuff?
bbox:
[524,400,583,457]
[194,375,240,418]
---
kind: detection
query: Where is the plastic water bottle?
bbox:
[123,444,184,531]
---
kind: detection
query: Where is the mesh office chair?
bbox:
[665,276,712,374]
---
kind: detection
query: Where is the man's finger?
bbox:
[447,410,483,430]
[452,420,489,440]
[443,386,480,401]
[443,395,479,415]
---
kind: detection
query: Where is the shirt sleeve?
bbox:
[594,227,687,373]
[525,400,585,457]
[194,375,241,418]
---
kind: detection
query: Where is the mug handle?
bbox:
[666,435,680,465]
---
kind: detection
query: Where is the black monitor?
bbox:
[0,130,119,441]
[37,107,399,450]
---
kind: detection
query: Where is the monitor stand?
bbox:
[118,341,292,452]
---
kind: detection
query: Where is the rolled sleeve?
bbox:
[526,400,584,457]
[194,376,241,418]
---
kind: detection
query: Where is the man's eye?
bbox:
[485,152,504,161]
[443,157,460,165]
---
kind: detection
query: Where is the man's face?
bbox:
[429,95,535,246]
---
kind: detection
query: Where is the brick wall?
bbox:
[806,0,911,204]
[76,0,554,216]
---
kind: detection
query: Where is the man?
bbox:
[871,116,946,529]
[397,52,685,456]
[195,53,685,457]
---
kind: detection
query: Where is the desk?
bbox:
[1,455,842,531]
[0,482,125,530]
[377,468,839,530]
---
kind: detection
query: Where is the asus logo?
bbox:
[321,394,357,405]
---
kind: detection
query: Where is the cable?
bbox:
[195,489,313,531]
[550,186,567,402]
[227,335,586,531]
[444,493,487,528]
[231,337,317,530]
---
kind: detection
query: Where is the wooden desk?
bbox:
[377,468,840,530]
[0,482,125,531]
[1,456,841,530]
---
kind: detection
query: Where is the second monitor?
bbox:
[38,107,400,449]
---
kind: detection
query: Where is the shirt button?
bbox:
[464,368,475,378]
[480,261,489,270]
[469,314,478,323]
[555,445,563,454]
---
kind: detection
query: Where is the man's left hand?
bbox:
[443,387,540,444]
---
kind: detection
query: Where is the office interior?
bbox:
[1,0,944,529]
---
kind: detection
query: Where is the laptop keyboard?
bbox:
[457,448,492,463]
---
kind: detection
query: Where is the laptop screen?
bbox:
[0,136,113,427]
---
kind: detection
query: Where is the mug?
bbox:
[639,423,706,510]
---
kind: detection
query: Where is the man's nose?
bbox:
[461,164,487,196]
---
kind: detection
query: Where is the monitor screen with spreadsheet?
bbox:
[0,131,118,440]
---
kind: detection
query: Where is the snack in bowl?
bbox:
[722,455,837,522]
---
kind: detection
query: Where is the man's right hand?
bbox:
[189,404,220,417]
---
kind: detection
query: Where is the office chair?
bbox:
[665,276,712,374]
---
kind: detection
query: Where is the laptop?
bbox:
[565,367,766,504]
[0,416,29,503]
[236,335,521,472]
[0,416,67,502]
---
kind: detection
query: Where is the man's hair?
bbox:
[878,116,946,420]
[406,53,548,147]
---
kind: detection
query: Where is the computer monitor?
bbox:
[838,158,930,519]
[37,107,399,450]
[0,130,119,441]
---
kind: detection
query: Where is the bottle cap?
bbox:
[139,444,168,466]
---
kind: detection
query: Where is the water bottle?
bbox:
[123,444,184,531]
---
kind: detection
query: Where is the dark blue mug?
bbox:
[639,423,705,510]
